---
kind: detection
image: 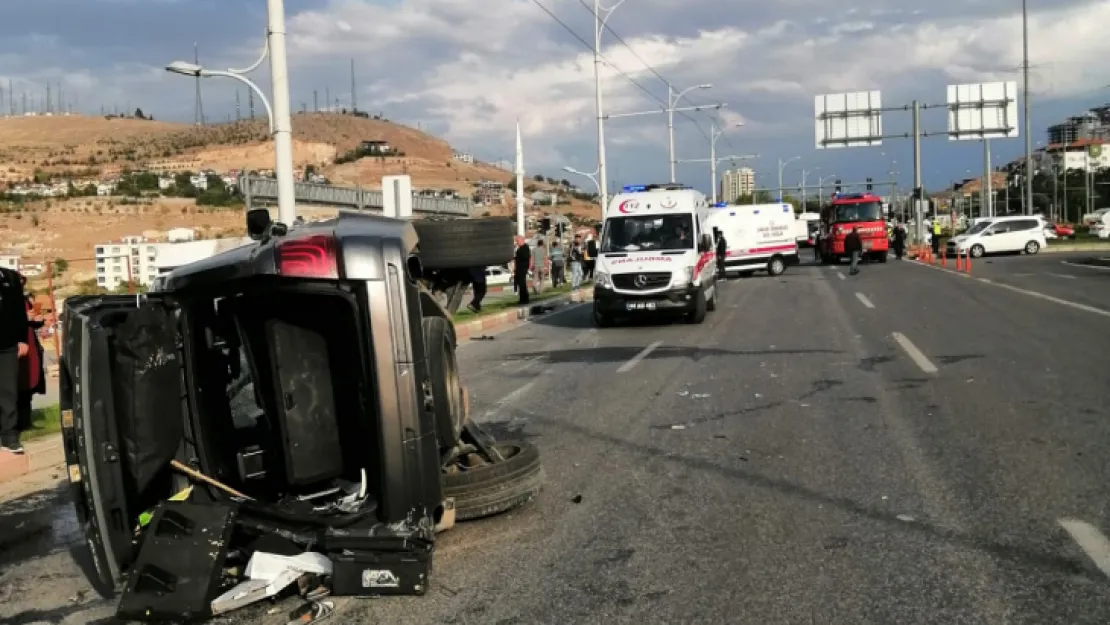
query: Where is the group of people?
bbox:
[507,234,597,305]
[0,267,47,455]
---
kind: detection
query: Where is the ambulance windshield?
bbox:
[601,214,695,252]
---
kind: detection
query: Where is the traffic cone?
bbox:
[941,249,947,267]
[965,252,972,275]
[956,250,963,271]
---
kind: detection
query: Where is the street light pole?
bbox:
[707,122,743,203]
[800,168,819,211]
[1022,0,1033,216]
[667,84,711,182]
[592,0,626,217]
[563,166,601,196]
[777,156,799,202]
[266,0,296,226]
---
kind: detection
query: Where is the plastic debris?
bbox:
[896,514,915,522]
[692,393,710,399]
[670,425,686,430]
[287,600,335,624]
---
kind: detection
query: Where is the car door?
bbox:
[60,294,182,593]
[982,221,1009,253]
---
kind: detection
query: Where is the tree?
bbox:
[53,258,69,276]
[134,108,146,120]
[560,179,571,187]
[533,174,544,182]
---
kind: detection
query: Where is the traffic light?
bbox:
[865,177,873,191]
[912,187,923,201]
[540,217,551,233]
[834,179,842,193]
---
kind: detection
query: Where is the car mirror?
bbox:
[246,208,272,240]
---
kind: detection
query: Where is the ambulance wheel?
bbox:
[686,290,707,324]
[767,256,786,276]
[593,304,614,328]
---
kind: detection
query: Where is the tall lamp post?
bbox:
[591,0,626,218]
[165,0,296,225]
[777,156,800,202]
[817,174,837,209]
[563,166,602,197]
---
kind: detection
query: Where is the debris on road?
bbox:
[571,494,583,504]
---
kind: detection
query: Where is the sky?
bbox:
[2,0,1110,197]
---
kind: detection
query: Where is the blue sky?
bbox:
[2,0,1109,196]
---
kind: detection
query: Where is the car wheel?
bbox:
[442,440,544,521]
[1024,240,1040,254]
[593,303,614,328]
[706,287,717,311]
[767,256,786,276]
[424,317,464,448]
[970,244,985,258]
[877,251,888,263]
[686,289,707,324]
[413,218,515,270]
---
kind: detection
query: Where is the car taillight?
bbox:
[276,235,339,278]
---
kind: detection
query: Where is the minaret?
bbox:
[515,120,525,236]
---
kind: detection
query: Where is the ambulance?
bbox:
[705,202,800,276]
[592,183,720,327]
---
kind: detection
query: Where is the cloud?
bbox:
[1,0,1109,191]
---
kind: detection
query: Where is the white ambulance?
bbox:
[592,184,720,327]
[704,202,799,276]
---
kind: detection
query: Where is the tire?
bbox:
[413,218,515,270]
[706,287,717,311]
[970,244,985,258]
[423,317,463,448]
[877,251,888,263]
[442,440,544,521]
[767,256,786,276]
[1025,241,1040,254]
[686,289,707,324]
[593,304,614,328]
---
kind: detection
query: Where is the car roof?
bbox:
[157,211,418,293]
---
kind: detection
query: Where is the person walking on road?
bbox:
[845,227,864,276]
[584,234,598,282]
[467,266,487,314]
[0,267,30,454]
[549,239,565,287]
[714,227,728,280]
[532,239,549,294]
[892,222,907,260]
[512,236,531,305]
[569,235,585,290]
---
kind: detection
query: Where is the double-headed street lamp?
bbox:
[563,166,601,197]
[777,156,800,202]
[605,84,724,183]
[591,0,627,222]
[675,121,756,203]
[165,0,296,226]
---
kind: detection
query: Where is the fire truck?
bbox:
[816,191,889,264]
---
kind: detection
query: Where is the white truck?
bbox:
[592,184,720,327]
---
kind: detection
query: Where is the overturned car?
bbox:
[58,210,543,620]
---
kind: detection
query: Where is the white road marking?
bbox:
[836,272,846,280]
[891,332,938,374]
[1044,272,1076,279]
[618,340,663,373]
[1059,519,1110,579]
[911,260,1110,319]
[855,293,875,308]
[1063,260,1110,271]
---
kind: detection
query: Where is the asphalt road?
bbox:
[4,254,1110,624]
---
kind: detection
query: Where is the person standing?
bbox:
[584,234,598,281]
[549,240,565,287]
[532,239,549,294]
[931,219,942,257]
[512,236,531,305]
[845,227,863,276]
[467,266,487,314]
[0,267,29,454]
[892,222,907,260]
[569,235,585,290]
[714,227,728,280]
[18,282,45,434]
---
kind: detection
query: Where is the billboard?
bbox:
[814,91,883,149]
[946,81,1019,140]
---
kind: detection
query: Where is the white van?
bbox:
[592,184,719,327]
[705,203,799,276]
[946,215,1048,258]
[1087,211,1110,239]
[794,211,821,247]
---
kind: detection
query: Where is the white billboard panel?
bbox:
[814,91,883,149]
[946,81,1018,140]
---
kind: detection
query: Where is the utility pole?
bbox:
[912,100,924,244]
[194,42,205,125]
[777,157,799,202]
[592,0,625,216]
[236,91,241,121]
[983,139,992,217]
[1022,0,1033,215]
[325,86,330,112]
[265,0,297,226]
[314,90,318,113]
[667,84,712,182]
[46,84,51,114]
[249,88,255,120]
[350,58,357,112]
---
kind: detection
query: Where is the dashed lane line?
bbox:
[891,332,938,374]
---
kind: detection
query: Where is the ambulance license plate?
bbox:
[626,301,656,311]
[863,241,874,250]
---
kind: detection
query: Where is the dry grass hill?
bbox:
[0,113,601,290]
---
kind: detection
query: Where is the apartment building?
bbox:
[720,167,755,202]
[0,251,20,272]
[94,236,252,290]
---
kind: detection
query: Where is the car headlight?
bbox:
[595,271,612,288]
[673,266,694,287]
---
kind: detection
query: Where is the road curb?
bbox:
[0,436,64,485]
[454,289,593,340]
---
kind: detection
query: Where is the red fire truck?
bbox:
[816,192,889,264]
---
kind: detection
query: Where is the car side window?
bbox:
[990,222,1011,234]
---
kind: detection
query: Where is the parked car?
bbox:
[946,215,1047,258]
[59,209,543,618]
[1043,223,1075,239]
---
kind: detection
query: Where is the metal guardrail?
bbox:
[239,175,472,216]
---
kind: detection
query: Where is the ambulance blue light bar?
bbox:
[713,202,728,207]
[622,185,647,192]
